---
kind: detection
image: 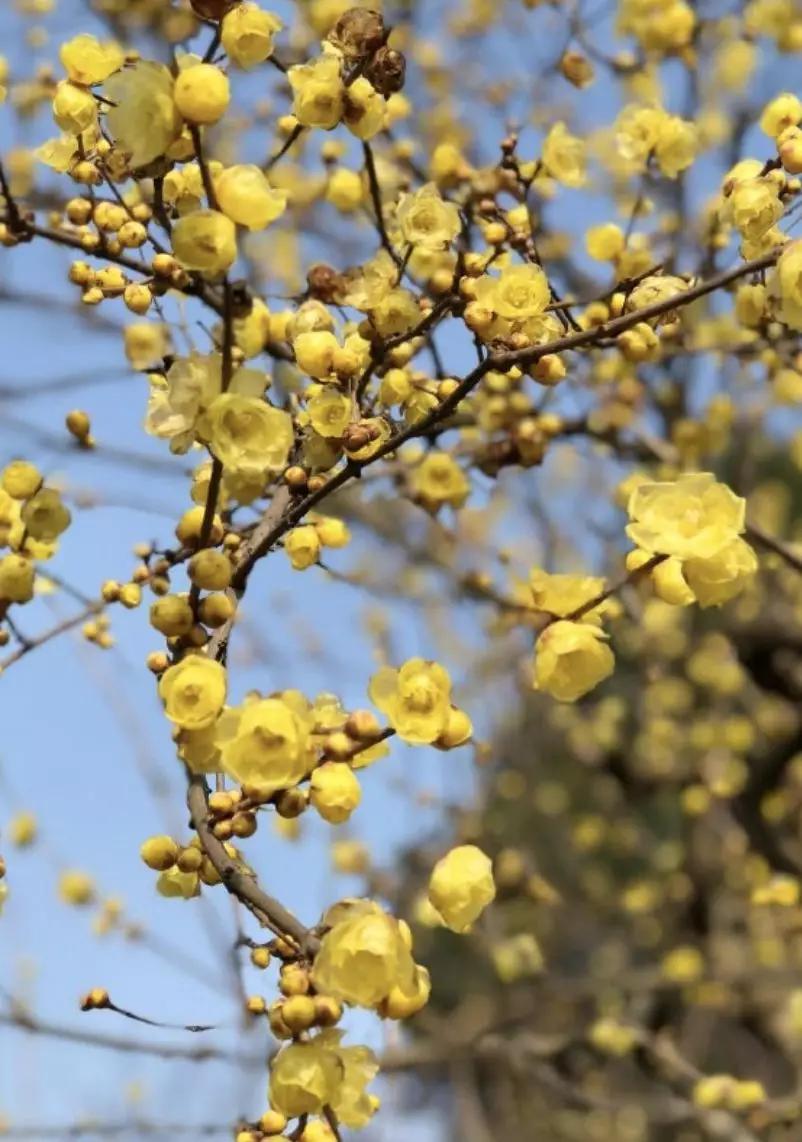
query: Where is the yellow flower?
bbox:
[651,556,696,606]
[172,210,238,276]
[288,53,344,130]
[150,594,195,637]
[331,839,370,874]
[311,899,417,1007]
[145,352,267,448]
[315,515,350,548]
[8,810,37,847]
[221,4,282,69]
[381,963,431,1018]
[156,867,200,899]
[541,122,586,187]
[294,331,339,378]
[201,394,293,474]
[492,933,544,983]
[140,835,179,871]
[735,282,768,326]
[475,263,550,321]
[270,1038,341,1117]
[221,697,312,794]
[104,62,183,169]
[158,655,227,730]
[124,323,170,370]
[409,451,469,510]
[723,177,783,242]
[615,104,696,179]
[760,92,802,137]
[59,870,96,906]
[626,473,746,560]
[395,183,461,250]
[327,168,364,211]
[311,762,362,823]
[21,488,71,542]
[653,111,697,178]
[344,76,385,140]
[284,525,322,570]
[369,658,453,744]
[60,34,124,86]
[428,845,495,933]
[661,944,704,983]
[683,537,758,607]
[215,164,287,231]
[370,287,420,337]
[52,81,97,135]
[341,250,397,310]
[534,620,615,702]
[588,1018,637,1056]
[617,0,694,53]
[174,63,230,126]
[0,554,35,603]
[324,1031,380,1128]
[615,104,664,165]
[1,459,40,500]
[752,874,800,906]
[529,569,606,622]
[586,223,625,261]
[773,241,802,330]
[307,387,353,438]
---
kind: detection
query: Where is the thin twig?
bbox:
[362,141,403,268]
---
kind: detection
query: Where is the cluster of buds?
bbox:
[328,8,406,96]
[206,788,258,840]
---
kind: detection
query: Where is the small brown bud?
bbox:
[342,420,380,453]
[314,994,344,1027]
[246,994,266,1015]
[208,791,234,815]
[190,0,235,19]
[284,465,308,491]
[275,788,307,819]
[306,263,344,303]
[231,812,258,838]
[80,987,110,1011]
[560,50,595,89]
[329,8,386,58]
[66,409,91,441]
[345,709,382,741]
[365,46,406,96]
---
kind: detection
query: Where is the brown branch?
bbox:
[190,124,218,211]
[363,141,403,268]
[3,218,224,315]
[187,772,318,956]
[562,554,666,624]
[746,521,802,575]
[88,995,217,1033]
[266,122,305,172]
[0,156,23,233]
[0,1009,264,1066]
[0,602,104,671]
